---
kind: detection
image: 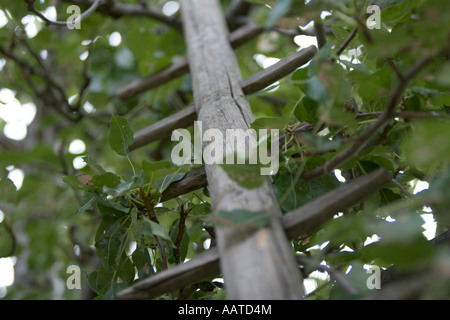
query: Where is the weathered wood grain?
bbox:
[180,0,304,299]
[129,105,196,151]
[160,165,207,202]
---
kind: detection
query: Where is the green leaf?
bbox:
[87,270,99,293]
[329,261,369,299]
[314,215,371,251]
[305,75,329,103]
[62,175,94,191]
[220,162,267,189]
[94,192,130,217]
[435,63,450,87]
[142,159,180,183]
[190,203,211,216]
[360,145,396,172]
[251,117,291,130]
[0,223,14,257]
[292,67,308,83]
[209,209,270,231]
[141,216,174,246]
[264,0,293,29]
[114,257,136,288]
[104,170,144,198]
[350,66,394,110]
[82,156,106,174]
[95,219,124,268]
[340,60,371,74]
[363,233,434,267]
[0,177,17,202]
[153,171,187,193]
[298,132,342,152]
[132,244,153,279]
[75,193,97,214]
[295,96,319,123]
[426,168,450,228]
[315,43,333,63]
[108,115,134,156]
[402,119,450,170]
[92,172,121,189]
[274,168,341,212]
[332,25,352,41]
[94,264,114,296]
[404,95,422,112]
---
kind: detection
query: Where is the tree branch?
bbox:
[296,256,358,296]
[302,56,432,181]
[313,20,327,50]
[160,165,207,202]
[226,0,253,30]
[241,45,317,94]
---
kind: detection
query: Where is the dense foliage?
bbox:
[0,0,449,299]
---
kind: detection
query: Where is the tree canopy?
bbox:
[0,0,449,300]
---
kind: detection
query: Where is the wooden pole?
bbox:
[180,0,303,299]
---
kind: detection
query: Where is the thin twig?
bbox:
[334,26,358,57]
[354,14,372,43]
[314,20,327,49]
[139,186,169,271]
[355,111,450,120]
[73,36,95,111]
[385,58,405,81]
[20,38,69,108]
[0,43,78,121]
[0,36,88,122]
[296,256,359,296]
[173,205,189,264]
[391,179,412,198]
